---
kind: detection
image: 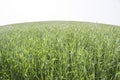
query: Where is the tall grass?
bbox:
[0,21,120,80]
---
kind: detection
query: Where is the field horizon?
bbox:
[1,21,120,27]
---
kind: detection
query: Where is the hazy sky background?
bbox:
[0,0,120,26]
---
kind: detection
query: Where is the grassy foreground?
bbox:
[0,21,120,80]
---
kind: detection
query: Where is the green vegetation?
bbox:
[0,21,120,80]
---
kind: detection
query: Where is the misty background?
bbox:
[0,0,120,26]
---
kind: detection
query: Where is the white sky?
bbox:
[0,0,120,26]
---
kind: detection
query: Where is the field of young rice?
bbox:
[0,21,120,80]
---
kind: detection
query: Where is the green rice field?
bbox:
[0,21,120,80]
